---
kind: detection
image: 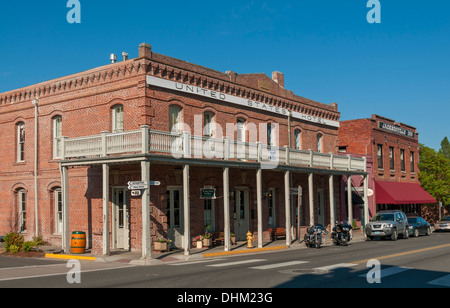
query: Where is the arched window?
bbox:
[53,188,63,234]
[236,118,246,142]
[17,189,26,232]
[294,129,301,150]
[16,122,25,162]
[112,105,124,133]
[203,111,215,137]
[169,105,182,133]
[53,116,63,158]
[317,133,323,153]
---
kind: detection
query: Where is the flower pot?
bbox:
[230,236,236,245]
[154,241,168,252]
[203,238,212,248]
[196,241,203,249]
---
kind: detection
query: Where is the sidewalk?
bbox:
[44,230,367,266]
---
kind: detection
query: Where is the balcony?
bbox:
[59,126,366,173]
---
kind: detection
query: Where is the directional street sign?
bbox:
[128,181,148,190]
[127,181,161,190]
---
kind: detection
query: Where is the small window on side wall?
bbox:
[17,122,25,162]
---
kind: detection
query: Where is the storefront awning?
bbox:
[375,181,436,205]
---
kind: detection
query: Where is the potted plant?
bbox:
[203,231,212,248]
[154,238,172,252]
[195,235,203,248]
[230,233,236,245]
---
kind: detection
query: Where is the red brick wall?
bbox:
[0,43,345,252]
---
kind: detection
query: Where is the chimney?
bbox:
[122,52,129,61]
[139,43,152,59]
[110,53,117,64]
[272,71,285,88]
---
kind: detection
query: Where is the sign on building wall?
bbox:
[200,188,216,200]
[146,75,340,128]
[378,121,415,138]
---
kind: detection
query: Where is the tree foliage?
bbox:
[419,141,450,206]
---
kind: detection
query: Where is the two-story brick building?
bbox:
[338,114,435,225]
[0,43,368,258]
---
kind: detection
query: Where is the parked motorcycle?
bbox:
[332,221,352,246]
[304,224,328,248]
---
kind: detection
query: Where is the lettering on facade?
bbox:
[146,75,340,128]
[379,121,415,138]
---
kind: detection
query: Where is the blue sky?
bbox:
[0,0,449,150]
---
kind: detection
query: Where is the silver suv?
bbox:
[365,210,409,241]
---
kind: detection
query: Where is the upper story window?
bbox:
[410,151,415,173]
[53,116,62,159]
[389,146,395,171]
[377,144,383,169]
[112,105,124,133]
[169,105,182,133]
[236,118,246,142]
[267,123,276,147]
[317,133,323,153]
[203,111,215,137]
[294,129,301,150]
[17,122,25,162]
[400,149,406,172]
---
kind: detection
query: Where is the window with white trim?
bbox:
[18,189,26,232]
[55,188,63,234]
[17,122,25,162]
[169,105,182,133]
[53,116,62,159]
[112,105,124,133]
[317,133,323,153]
[294,129,301,150]
[203,112,215,137]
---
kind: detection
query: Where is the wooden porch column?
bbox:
[223,167,230,252]
[183,164,191,256]
[61,166,70,253]
[256,168,263,248]
[141,160,151,260]
[308,173,314,225]
[284,171,292,247]
[102,164,110,256]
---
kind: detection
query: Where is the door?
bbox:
[234,189,249,241]
[167,187,184,248]
[112,188,130,250]
[317,189,325,226]
[268,188,276,228]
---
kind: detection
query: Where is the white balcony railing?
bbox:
[60,127,366,172]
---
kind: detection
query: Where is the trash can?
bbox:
[71,231,86,254]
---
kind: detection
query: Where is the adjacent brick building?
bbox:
[0,43,368,257]
[338,114,435,224]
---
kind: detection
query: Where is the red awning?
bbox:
[375,181,436,205]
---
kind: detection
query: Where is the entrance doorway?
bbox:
[112,187,130,250]
[167,187,184,248]
[234,188,249,241]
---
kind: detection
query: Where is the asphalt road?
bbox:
[1,232,449,291]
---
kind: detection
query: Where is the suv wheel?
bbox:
[391,229,398,241]
[403,228,409,239]
[414,228,419,237]
[426,227,431,236]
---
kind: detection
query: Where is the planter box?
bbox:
[196,241,203,249]
[154,241,168,252]
[203,238,212,248]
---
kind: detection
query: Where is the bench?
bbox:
[269,228,286,241]
[212,232,224,246]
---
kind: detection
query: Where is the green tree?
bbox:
[419,144,450,206]
[439,137,450,161]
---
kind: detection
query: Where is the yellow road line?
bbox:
[45,253,96,261]
[351,243,450,265]
[203,246,287,258]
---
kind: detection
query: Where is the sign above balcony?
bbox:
[146,75,340,128]
[378,121,415,138]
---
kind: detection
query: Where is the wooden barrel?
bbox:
[71,231,86,254]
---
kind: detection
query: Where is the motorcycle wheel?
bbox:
[316,238,322,249]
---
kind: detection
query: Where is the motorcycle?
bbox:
[332,221,352,246]
[304,224,328,248]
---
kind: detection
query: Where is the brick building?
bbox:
[338,114,436,224]
[0,43,368,257]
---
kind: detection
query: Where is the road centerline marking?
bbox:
[350,243,450,265]
[250,261,309,270]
